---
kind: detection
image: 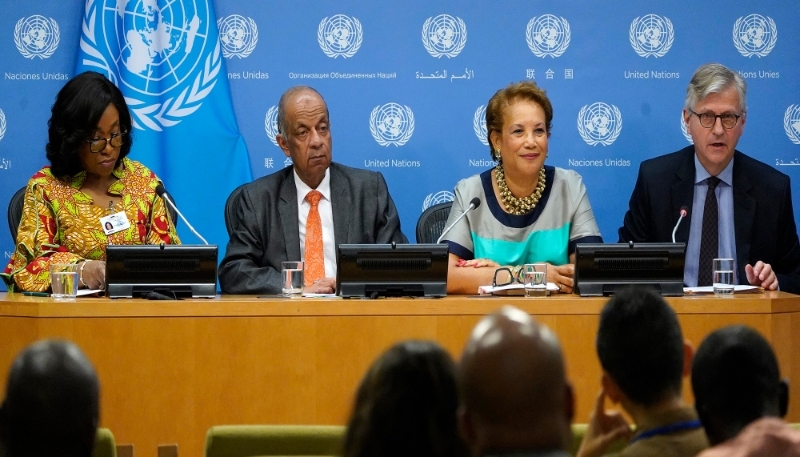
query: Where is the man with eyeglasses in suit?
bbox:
[619,63,800,293]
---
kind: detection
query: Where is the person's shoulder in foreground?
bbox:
[694,325,800,457]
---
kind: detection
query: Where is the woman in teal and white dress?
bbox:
[443,81,602,294]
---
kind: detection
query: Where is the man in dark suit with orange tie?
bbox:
[219,86,407,295]
[619,63,800,293]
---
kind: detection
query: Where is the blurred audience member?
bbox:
[694,325,800,457]
[0,339,99,457]
[577,287,708,457]
[342,340,468,457]
[458,305,574,457]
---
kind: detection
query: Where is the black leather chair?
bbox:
[7,186,26,242]
[7,185,178,242]
[415,201,453,244]
[224,183,248,236]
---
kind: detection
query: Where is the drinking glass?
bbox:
[524,263,548,297]
[281,261,304,297]
[50,263,79,300]
[713,258,735,297]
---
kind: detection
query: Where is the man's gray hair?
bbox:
[685,63,747,113]
[276,86,328,137]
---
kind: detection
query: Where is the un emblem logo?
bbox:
[421,14,467,58]
[318,15,363,58]
[80,0,220,131]
[577,103,623,146]
[422,191,455,211]
[0,109,6,141]
[629,14,674,58]
[264,106,279,147]
[785,105,800,145]
[526,15,571,58]
[473,105,488,146]
[680,114,692,144]
[370,103,415,147]
[733,14,777,58]
[218,15,258,59]
[14,15,59,59]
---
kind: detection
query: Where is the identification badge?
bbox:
[100,212,131,235]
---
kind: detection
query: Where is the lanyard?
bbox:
[628,419,702,444]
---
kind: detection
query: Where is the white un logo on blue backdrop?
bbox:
[785,105,800,145]
[421,14,467,58]
[473,105,488,146]
[526,15,570,58]
[80,0,219,131]
[733,14,777,58]
[370,103,415,147]
[629,14,674,58]
[422,191,455,211]
[14,15,59,59]
[264,106,279,146]
[218,14,258,59]
[318,15,363,58]
[577,102,622,146]
[680,114,692,144]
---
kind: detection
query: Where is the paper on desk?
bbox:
[478,283,560,296]
[301,293,339,298]
[77,289,104,296]
[683,285,760,294]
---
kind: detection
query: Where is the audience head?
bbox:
[692,325,788,445]
[0,339,99,457]
[485,80,553,161]
[342,340,467,457]
[46,71,133,179]
[458,305,573,455]
[597,287,688,407]
[276,85,332,188]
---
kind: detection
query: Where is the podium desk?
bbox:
[1,292,799,457]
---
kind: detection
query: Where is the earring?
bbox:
[494,149,501,161]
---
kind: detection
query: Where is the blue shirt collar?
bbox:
[694,153,734,187]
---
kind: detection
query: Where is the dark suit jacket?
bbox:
[619,146,800,293]
[219,162,408,294]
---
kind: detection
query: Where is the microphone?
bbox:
[671,206,689,243]
[155,183,209,245]
[436,197,481,244]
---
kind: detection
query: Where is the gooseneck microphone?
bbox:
[671,206,689,243]
[436,197,481,244]
[155,183,209,245]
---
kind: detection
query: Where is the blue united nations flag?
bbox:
[76,0,252,250]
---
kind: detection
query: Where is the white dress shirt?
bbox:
[294,168,337,278]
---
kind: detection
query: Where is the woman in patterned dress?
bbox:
[2,71,180,292]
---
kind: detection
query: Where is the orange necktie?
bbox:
[304,190,324,285]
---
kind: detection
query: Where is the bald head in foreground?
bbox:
[0,340,99,457]
[458,305,574,457]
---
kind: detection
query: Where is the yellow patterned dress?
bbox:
[2,158,181,292]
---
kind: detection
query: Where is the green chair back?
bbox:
[205,425,345,457]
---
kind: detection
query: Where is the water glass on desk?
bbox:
[713,258,735,297]
[281,261,304,297]
[50,263,79,300]
[524,263,548,297]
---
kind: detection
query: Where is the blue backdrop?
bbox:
[2,0,799,291]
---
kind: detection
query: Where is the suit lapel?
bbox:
[279,172,301,261]
[732,155,755,273]
[330,165,351,244]
[670,149,695,243]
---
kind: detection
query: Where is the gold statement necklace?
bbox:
[495,164,546,215]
